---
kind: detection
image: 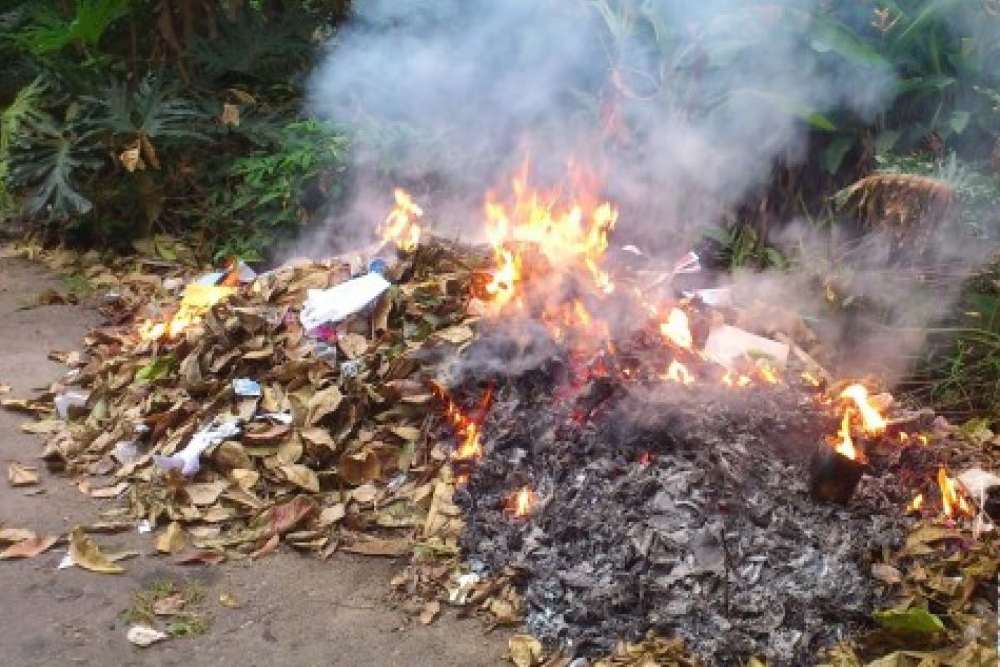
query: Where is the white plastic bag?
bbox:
[299,272,390,331]
[153,418,240,477]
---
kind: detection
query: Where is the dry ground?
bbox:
[0,256,508,667]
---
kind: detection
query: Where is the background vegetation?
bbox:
[1,0,998,420]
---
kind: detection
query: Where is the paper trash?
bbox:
[300,271,390,331]
[232,378,262,397]
[704,325,789,369]
[153,418,241,477]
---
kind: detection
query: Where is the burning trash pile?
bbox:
[6,169,997,665]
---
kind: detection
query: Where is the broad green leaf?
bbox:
[873,607,945,634]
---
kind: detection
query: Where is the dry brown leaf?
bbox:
[89,481,128,498]
[0,528,37,544]
[175,549,226,566]
[872,563,902,585]
[434,324,474,345]
[508,634,544,667]
[20,419,62,435]
[419,600,441,625]
[300,426,336,450]
[230,468,260,491]
[281,464,320,493]
[251,533,280,560]
[243,423,291,445]
[341,537,411,557]
[152,593,186,616]
[0,534,58,559]
[306,386,343,425]
[338,333,369,360]
[338,449,381,486]
[263,495,317,536]
[317,503,346,527]
[156,522,187,554]
[185,480,228,506]
[7,462,39,486]
[69,527,124,574]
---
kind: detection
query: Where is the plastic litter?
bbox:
[300,269,390,331]
[127,625,169,647]
[704,324,789,369]
[54,390,89,419]
[340,360,362,378]
[113,440,141,465]
[153,418,241,477]
[684,287,733,307]
[137,519,153,534]
[448,572,481,605]
[232,378,262,397]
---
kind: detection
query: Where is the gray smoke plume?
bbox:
[303,0,994,385]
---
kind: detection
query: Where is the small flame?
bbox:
[722,371,752,388]
[660,308,693,350]
[380,188,423,252]
[757,360,781,384]
[663,360,695,385]
[906,493,924,514]
[917,434,928,446]
[433,384,491,462]
[839,384,887,434]
[139,283,235,341]
[834,408,857,460]
[899,432,910,444]
[800,371,822,387]
[509,486,538,518]
[937,466,973,518]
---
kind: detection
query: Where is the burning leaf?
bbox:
[7,462,39,486]
[508,634,544,667]
[873,607,945,635]
[156,522,187,554]
[69,527,124,574]
[281,464,320,493]
[0,534,58,559]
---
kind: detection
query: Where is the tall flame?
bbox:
[839,384,887,434]
[834,408,857,460]
[937,466,973,518]
[509,486,538,518]
[380,188,423,252]
[663,360,695,385]
[139,283,235,342]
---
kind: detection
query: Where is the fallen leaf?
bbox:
[338,449,381,485]
[871,563,902,585]
[20,419,62,434]
[219,591,240,608]
[7,462,39,486]
[508,634,544,667]
[69,527,124,574]
[185,481,228,506]
[874,607,945,635]
[89,481,128,498]
[153,593,187,616]
[280,464,319,493]
[175,549,226,566]
[0,535,58,559]
[251,533,280,560]
[338,333,369,359]
[263,495,317,536]
[434,324,474,345]
[419,600,441,625]
[126,625,168,647]
[156,522,187,554]
[306,386,343,425]
[341,537,411,557]
[0,528,37,544]
[318,503,347,527]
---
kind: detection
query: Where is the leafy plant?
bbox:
[207,118,348,260]
[1,76,48,216]
[15,0,128,57]
[701,223,786,271]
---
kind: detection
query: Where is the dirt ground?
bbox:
[0,256,508,667]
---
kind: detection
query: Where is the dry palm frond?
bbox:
[835,172,955,259]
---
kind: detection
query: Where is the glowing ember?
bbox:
[380,188,423,252]
[937,466,973,518]
[660,307,693,350]
[898,432,909,444]
[433,384,492,462]
[839,384,887,434]
[139,283,235,341]
[906,493,924,514]
[800,371,822,387]
[663,360,694,385]
[833,408,857,460]
[508,486,538,518]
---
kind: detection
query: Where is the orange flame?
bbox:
[722,371,752,388]
[839,384,887,434]
[483,165,617,309]
[800,371,822,387]
[380,188,423,252]
[660,308,693,350]
[138,283,235,342]
[937,466,973,518]
[906,493,924,514]
[756,360,781,385]
[508,486,538,518]
[433,384,492,462]
[834,408,857,460]
[663,360,695,385]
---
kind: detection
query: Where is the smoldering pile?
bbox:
[450,327,919,665]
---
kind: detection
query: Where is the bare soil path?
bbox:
[0,256,507,667]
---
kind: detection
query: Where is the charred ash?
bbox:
[447,328,914,666]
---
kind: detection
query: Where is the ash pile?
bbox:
[450,327,912,665]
